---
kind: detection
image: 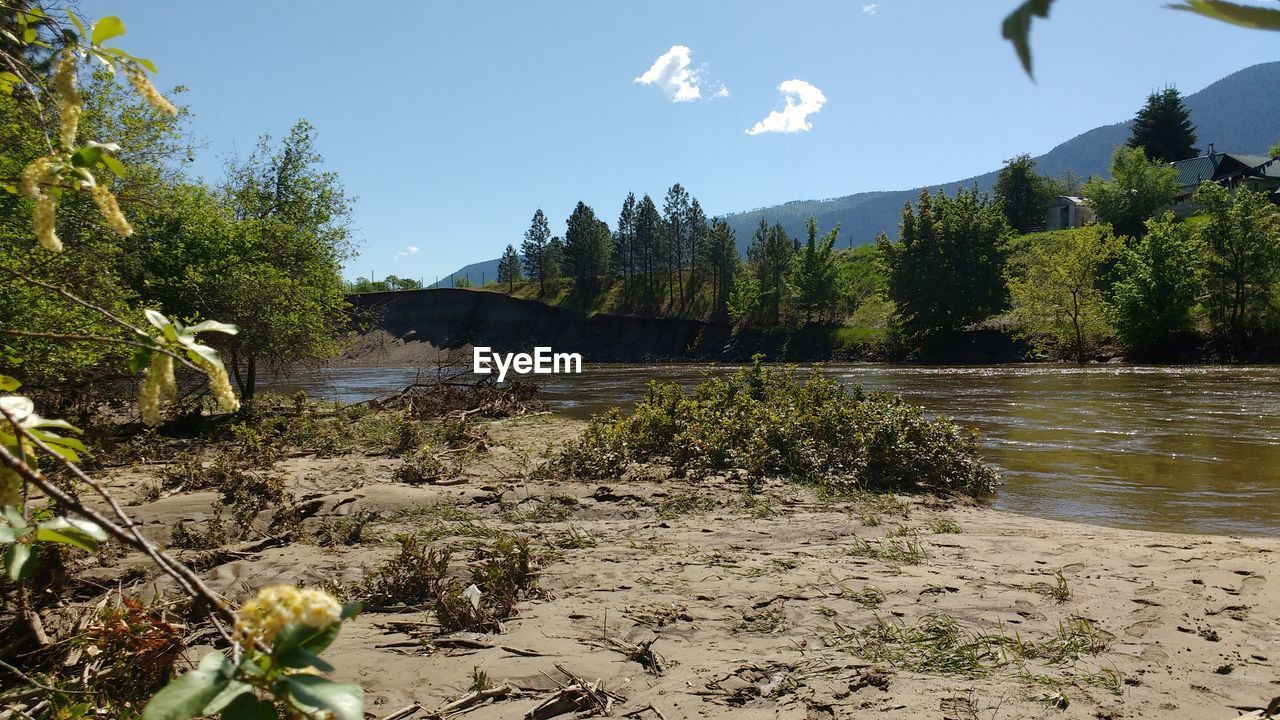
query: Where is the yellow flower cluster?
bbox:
[138,353,177,426]
[21,157,63,252]
[124,63,177,116]
[234,585,342,648]
[54,54,81,149]
[90,184,133,237]
[200,359,240,413]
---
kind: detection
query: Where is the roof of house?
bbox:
[1049,195,1087,206]
[1171,152,1280,189]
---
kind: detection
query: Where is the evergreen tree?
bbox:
[563,201,611,291]
[707,218,739,317]
[663,183,691,308]
[994,154,1052,234]
[1127,87,1198,162]
[546,235,566,292]
[634,194,664,307]
[685,197,709,308]
[614,193,636,295]
[787,217,841,324]
[1195,183,1280,356]
[747,219,797,326]
[1082,146,1179,238]
[876,187,1012,341]
[520,208,554,297]
[1110,213,1202,357]
[497,244,522,293]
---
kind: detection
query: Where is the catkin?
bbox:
[90,184,133,236]
[138,367,163,427]
[33,195,61,252]
[150,352,176,402]
[124,63,177,116]
[20,156,57,198]
[200,359,240,413]
[54,53,81,149]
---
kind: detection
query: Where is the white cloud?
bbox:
[393,245,419,260]
[635,45,723,102]
[862,4,879,15]
[745,79,827,136]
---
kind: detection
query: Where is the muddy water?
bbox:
[270,364,1280,536]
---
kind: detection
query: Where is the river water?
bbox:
[269,364,1280,537]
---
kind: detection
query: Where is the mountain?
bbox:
[434,61,1280,287]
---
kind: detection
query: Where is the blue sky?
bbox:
[82,1,1279,282]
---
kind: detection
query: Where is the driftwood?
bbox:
[371,379,548,420]
[524,664,625,720]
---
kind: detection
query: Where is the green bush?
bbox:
[551,360,998,498]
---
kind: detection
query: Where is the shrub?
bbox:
[550,360,998,498]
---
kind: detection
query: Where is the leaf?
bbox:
[184,343,224,370]
[132,348,152,374]
[218,694,275,720]
[144,309,172,331]
[185,320,239,336]
[90,16,127,45]
[284,675,363,720]
[272,622,339,668]
[142,652,236,720]
[0,396,35,423]
[198,679,252,715]
[0,71,19,95]
[132,56,159,73]
[1167,0,1280,29]
[340,601,362,620]
[65,10,87,40]
[101,153,126,177]
[36,517,106,553]
[5,542,35,581]
[1002,0,1057,79]
[0,375,19,391]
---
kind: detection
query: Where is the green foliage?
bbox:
[497,243,522,292]
[995,154,1053,234]
[746,219,797,326]
[346,275,423,293]
[563,201,612,292]
[520,208,560,297]
[876,186,1011,342]
[1127,86,1198,163]
[1008,226,1122,362]
[453,275,473,288]
[1194,182,1280,354]
[1110,213,1203,356]
[787,217,842,324]
[551,360,999,498]
[1082,146,1179,237]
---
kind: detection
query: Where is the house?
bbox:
[1169,146,1280,209]
[1044,196,1095,231]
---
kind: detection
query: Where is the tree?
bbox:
[1050,169,1084,197]
[662,183,691,308]
[877,187,1012,341]
[994,154,1052,234]
[685,196,709,307]
[746,219,796,326]
[137,120,353,403]
[520,208,555,297]
[727,265,763,326]
[1271,141,1280,159]
[787,217,841,324]
[1195,182,1280,355]
[562,201,611,291]
[497,244,522,293]
[1082,146,1179,238]
[1110,213,1202,357]
[1008,226,1122,363]
[614,193,636,296]
[1127,87,1198,163]
[707,218,739,317]
[633,194,664,307]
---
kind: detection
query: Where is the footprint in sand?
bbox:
[1239,574,1266,594]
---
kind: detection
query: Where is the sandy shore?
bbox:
[104,415,1278,720]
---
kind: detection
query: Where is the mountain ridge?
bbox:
[432,61,1280,287]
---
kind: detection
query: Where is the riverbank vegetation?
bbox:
[445,86,1280,364]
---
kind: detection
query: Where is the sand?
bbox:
[101,415,1278,720]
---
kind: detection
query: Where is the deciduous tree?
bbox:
[1082,146,1179,238]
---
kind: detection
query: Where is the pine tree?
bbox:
[1127,87,1198,163]
[633,194,664,308]
[707,218,739,317]
[497,244,522,293]
[520,209,553,297]
[614,193,637,299]
[563,202,611,292]
[877,187,1012,342]
[685,197,708,308]
[746,219,797,326]
[787,217,841,324]
[663,184,691,309]
[994,154,1052,234]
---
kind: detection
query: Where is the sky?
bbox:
[80,0,1280,283]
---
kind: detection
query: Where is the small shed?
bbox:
[1044,196,1095,231]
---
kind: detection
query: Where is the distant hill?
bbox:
[434,61,1280,287]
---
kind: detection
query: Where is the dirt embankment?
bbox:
[105,415,1278,720]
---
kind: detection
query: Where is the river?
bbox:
[268,364,1280,537]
